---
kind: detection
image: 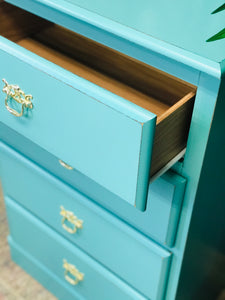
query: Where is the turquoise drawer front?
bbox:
[0,4,196,210]
[0,36,155,210]
[0,142,171,300]
[0,123,186,246]
[5,197,148,300]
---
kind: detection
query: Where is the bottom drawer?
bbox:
[5,196,147,300]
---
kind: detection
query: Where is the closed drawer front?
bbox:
[0,142,171,300]
[0,2,195,210]
[5,197,148,300]
[0,137,186,246]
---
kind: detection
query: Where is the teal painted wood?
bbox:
[5,198,148,300]
[9,238,85,300]
[6,0,220,80]
[0,142,171,299]
[0,133,186,246]
[54,0,225,62]
[0,36,156,210]
[165,70,222,299]
[176,60,225,300]
[1,3,223,299]
[151,172,186,246]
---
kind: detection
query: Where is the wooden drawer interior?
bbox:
[0,1,196,176]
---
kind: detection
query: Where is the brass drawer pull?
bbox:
[60,206,83,234]
[63,259,84,285]
[59,159,73,170]
[2,79,33,117]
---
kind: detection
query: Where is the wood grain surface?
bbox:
[0,1,49,42]
[18,23,196,115]
[0,185,56,300]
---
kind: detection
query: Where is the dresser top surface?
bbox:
[6,0,225,67]
[64,0,225,63]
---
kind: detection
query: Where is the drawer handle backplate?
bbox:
[63,259,84,285]
[60,206,83,234]
[2,79,33,117]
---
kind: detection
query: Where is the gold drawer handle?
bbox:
[63,259,84,285]
[59,159,73,170]
[2,79,33,117]
[60,206,83,234]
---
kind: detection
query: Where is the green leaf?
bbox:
[207,27,225,42]
[212,3,225,14]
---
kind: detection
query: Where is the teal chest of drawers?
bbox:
[0,1,225,299]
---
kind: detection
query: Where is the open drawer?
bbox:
[0,2,195,210]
